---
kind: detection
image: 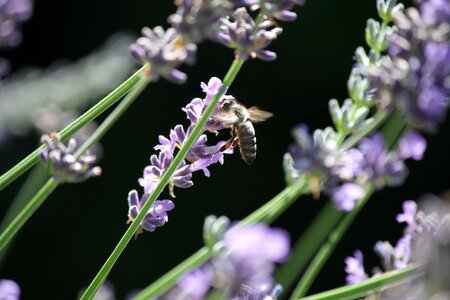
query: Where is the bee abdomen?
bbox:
[236,122,257,165]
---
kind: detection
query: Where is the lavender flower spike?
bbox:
[0,279,20,300]
[214,8,283,61]
[38,133,101,184]
[127,190,175,232]
[129,26,197,84]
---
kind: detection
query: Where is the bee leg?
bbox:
[219,137,238,152]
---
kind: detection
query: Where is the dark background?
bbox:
[1,0,450,299]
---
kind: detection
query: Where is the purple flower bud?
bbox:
[397,131,427,160]
[396,200,418,233]
[38,133,101,184]
[345,250,368,285]
[127,190,175,232]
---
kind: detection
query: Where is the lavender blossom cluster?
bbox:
[38,133,102,184]
[129,0,305,83]
[345,197,450,299]
[154,221,290,299]
[368,0,450,133]
[127,77,236,233]
[285,128,426,211]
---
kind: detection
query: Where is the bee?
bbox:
[214,97,273,165]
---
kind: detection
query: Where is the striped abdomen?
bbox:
[236,121,257,165]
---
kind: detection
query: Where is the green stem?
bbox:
[0,165,49,267]
[276,201,343,292]
[0,178,58,252]
[0,65,147,192]
[0,75,150,261]
[244,179,307,224]
[132,179,307,300]
[75,77,151,156]
[299,265,420,300]
[289,186,374,299]
[80,58,245,300]
[380,110,406,150]
[132,248,211,300]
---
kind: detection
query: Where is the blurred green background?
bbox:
[2,0,450,299]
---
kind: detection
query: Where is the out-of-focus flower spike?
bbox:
[38,133,101,184]
[214,8,283,61]
[129,26,197,84]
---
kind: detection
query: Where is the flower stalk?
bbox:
[80,57,245,300]
[131,177,307,300]
[0,76,151,254]
[0,64,147,192]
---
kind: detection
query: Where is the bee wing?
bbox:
[213,110,240,126]
[248,106,273,123]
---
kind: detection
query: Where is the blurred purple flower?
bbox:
[129,26,197,84]
[397,130,427,160]
[38,133,101,184]
[345,250,368,285]
[168,0,233,44]
[214,8,283,61]
[228,0,305,21]
[0,0,33,48]
[178,268,212,299]
[221,223,290,291]
[396,200,418,233]
[332,183,365,211]
[0,279,20,300]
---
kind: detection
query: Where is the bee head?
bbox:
[221,97,238,111]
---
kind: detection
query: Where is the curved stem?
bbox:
[289,186,374,299]
[75,77,151,156]
[0,178,58,252]
[132,179,307,300]
[298,265,420,300]
[0,65,148,192]
[80,58,245,300]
